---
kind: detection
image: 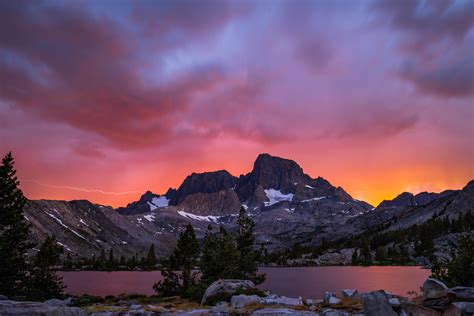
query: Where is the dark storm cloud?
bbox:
[0,1,228,148]
[374,0,474,98]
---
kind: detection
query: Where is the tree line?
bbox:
[0,152,64,300]
[0,151,264,302]
[153,206,265,301]
[263,207,473,266]
[62,244,158,271]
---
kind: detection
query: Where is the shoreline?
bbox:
[56,263,428,272]
[1,277,472,315]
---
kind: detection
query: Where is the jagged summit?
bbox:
[463,179,474,190]
[22,150,473,257]
[378,190,456,208]
[235,153,355,205]
[169,170,238,205]
[119,153,359,214]
[117,191,169,215]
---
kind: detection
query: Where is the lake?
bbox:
[59,266,430,299]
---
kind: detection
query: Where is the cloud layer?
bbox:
[1,0,473,206]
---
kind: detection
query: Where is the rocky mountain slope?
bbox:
[346,180,473,235]
[289,180,474,266]
[22,153,473,261]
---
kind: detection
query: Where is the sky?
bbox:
[1,0,473,208]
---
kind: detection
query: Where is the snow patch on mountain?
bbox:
[46,212,68,229]
[144,214,155,222]
[147,196,169,211]
[264,189,294,206]
[46,212,87,241]
[56,241,71,251]
[79,218,89,227]
[177,211,226,223]
[301,196,326,203]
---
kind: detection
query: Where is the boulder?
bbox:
[44,298,71,307]
[262,295,302,307]
[0,300,87,316]
[179,308,216,315]
[423,278,449,300]
[449,287,474,301]
[321,310,363,316]
[467,303,474,314]
[201,279,255,305]
[231,294,262,309]
[212,302,229,316]
[401,303,441,316]
[324,291,337,303]
[321,310,346,316]
[306,298,323,306]
[442,302,474,316]
[362,290,397,316]
[251,308,318,315]
[342,289,358,298]
[423,297,451,310]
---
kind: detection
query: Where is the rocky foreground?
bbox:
[1,278,473,316]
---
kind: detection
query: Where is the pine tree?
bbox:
[398,245,410,264]
[63,252,73,270]
[431,237,474,287]
[360,237,372,265]
[199,225,238,286]
[235,206,265,284]
[127,255,137,269]
[199,225,219,285]
[351,249,359,265]
[145,244,157,269]
[375,246,386,261]
[153,224,199,297]
[29,235,65,300]
[119,255,126,267]
[107,248,116,270]
[95,249,107,270]
[90,254,97,269]
[0,152,33,298]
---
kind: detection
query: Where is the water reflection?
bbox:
[58,266,430,298]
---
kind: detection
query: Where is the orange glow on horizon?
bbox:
[17,152,473,209]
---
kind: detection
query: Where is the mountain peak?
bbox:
[251,153,306,188]
[463,179,474,191]
[235,153,313,203]
[116,190,161,215]
[377,188,459,209]
[169,169,238,205]
[254,153,301,169]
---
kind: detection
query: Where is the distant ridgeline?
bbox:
[18,153,473,268]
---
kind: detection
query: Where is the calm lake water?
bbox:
[59,266,430,299]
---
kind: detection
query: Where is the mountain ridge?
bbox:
[20,153,473,264]
[118,153,365,215]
